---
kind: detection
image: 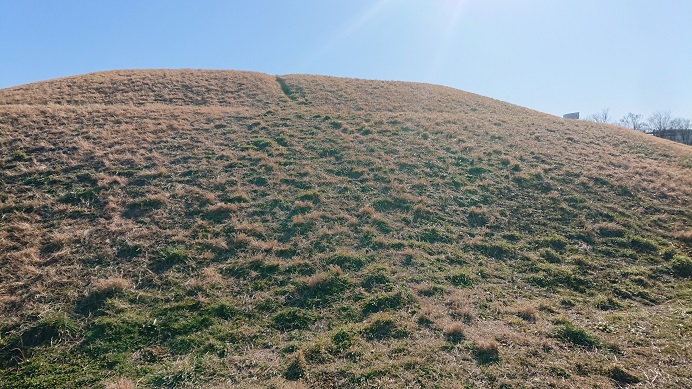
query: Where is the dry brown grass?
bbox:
[0,69,284,108]
[473,338,501,364]
[357,205,375,217]
[443,321,466,343]
[92,277,132,294]
[514,303,538,323]
[0,69,690,388]
[104,378,136,389]
[672,230,692,243]
[446,292,475,323]
[417,303,446,328]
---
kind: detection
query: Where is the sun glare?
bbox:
[305,0,470,74]
[307,0,394,65]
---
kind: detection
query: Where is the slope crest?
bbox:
[0,69,285,108]
[279,74,525,115]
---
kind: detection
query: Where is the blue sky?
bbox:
[1,0,690,120]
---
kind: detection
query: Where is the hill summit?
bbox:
[1,70,690,387]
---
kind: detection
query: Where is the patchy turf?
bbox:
[0,70,690,388]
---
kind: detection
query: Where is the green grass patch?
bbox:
[540,248,562,263]
[628,235,659,253]
[362,313,411,340]
[325,251,370,271]
[1,312,80,367]
[447,269,475,287]
[471,240,515,259]
[361,289,414,315]
[361,266,392,291]
[272,308,317,331]
[527,264,590,292]
[331,329,355,353]
[372,197,411,212]
[607,365,641,385]
[11,149,30,161]
[413,226,454,244]
[671,255,692,277]
[538,234,569,252]
[60,186,100,205]
[151,246,191,272]
[554,321,600,348]
[289,271,352,308]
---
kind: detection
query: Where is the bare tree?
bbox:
[647,110,672,136]
[619,112,647,132]
[670,117,692,144]
[670,117,691,129]
[587,108,613,124]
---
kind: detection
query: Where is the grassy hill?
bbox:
[0,69,690,388]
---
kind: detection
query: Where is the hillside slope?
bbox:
[1,70,690,388]
[0,69,284,108]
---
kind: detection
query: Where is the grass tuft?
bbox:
[554,321,600,348]
[284,350,307,380]
[443,322,465,343]
[448,270,475,287]
[362,313,411,340]
[272,308,317,331]
[670,255,692,278]
[473,339,500,364]
[515,303,538,322]
[11,148,30,161]
[361,289,414,315]
[290,269,351,308]
[606,365,641,385]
